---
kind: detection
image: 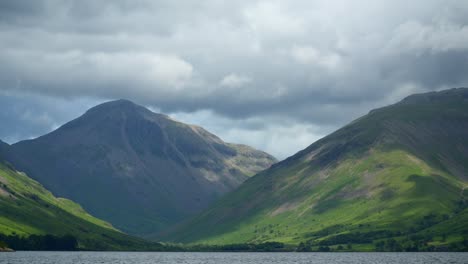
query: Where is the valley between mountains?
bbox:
[1,88,467,251]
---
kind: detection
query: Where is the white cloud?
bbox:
[290,45,342,70]
[1,0,468,158]
[243,1,306,36]
[220,123,325,160]
[170,109,330,160]
[91,52,194,89]
[3,50,195,97]
[220,73,252,88]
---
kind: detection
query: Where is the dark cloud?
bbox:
[1,0,468,158]
[0,91,101,143]
[0,0,46,20]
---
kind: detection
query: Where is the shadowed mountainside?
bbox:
[5,100,277,237]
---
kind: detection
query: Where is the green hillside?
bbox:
[0,159,161,250]
[163,88,468,251]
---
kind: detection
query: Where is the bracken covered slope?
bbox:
[164,88,468,250]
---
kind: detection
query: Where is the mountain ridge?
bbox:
[4,99,277,237]
[162,88,468,250]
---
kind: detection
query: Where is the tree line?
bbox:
[0,234,78,251]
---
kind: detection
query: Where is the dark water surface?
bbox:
[0,252,467,264]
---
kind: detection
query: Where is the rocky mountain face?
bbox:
[163,88,468,250]
[6,99,276,237]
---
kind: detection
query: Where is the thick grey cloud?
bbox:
[1,0,468,159]
[0,90,101,142]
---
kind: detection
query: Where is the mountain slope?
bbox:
[164,88,468,250]
[0,140,9,160]
[0,159,159,250]
[6,100,276,237]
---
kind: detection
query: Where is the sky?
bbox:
[1,0,468,159]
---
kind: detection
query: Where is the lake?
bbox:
[0,252,467,264]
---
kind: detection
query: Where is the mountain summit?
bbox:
[164,88,468,249]
[6,99,276,237]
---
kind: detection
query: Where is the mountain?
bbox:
[0,159,160,250]
[5,99,276,237]
[0,140,9,161]
[164,88,468,251]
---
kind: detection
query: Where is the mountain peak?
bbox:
[104,98,139,107]
[86,99,147,114]
[8,99,277,236]
[78,99,173,126]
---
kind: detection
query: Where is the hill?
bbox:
[163,88,468,251]
[0,156,161,250]
[5,100,276,237]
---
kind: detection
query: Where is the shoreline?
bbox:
[0,247,14,252]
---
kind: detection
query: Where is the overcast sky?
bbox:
[1,0,468,159]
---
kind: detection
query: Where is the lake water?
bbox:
[0,252,467,264]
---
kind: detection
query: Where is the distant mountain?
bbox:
[5,99,276,237]
[0,140,9,161]
[0,159,159,250]
[164,88,468,251]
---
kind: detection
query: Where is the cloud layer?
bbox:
[1,0,468,159]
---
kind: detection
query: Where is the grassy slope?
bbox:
[163,88,468,249]
[0,162,158,250]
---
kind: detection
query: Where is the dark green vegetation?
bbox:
[0,239,13,251]
[164,88,468,251]
[187,241,289,252]
[0,159,166,250]
[4,100,276,237]
[0,234,77,251]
